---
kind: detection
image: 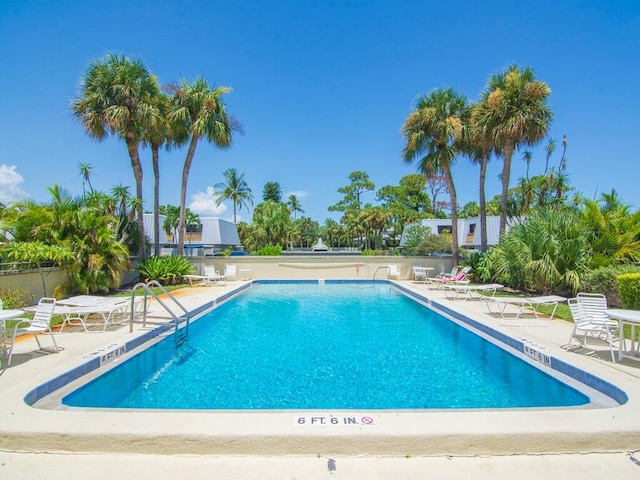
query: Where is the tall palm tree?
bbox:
[141,92,173,256]
[214,168,254,223]
[70,53,161,258]
[286,194,304,220]
[466,103,497,252]
[402,87,469,266]
[474,65,553,236]
[168,77,241,255]
[77,162,95,197]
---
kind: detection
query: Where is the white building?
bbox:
[143,214,242,256]
[400,216,504,250]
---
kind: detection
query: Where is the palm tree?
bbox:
[214,168,254,223]
[402,87,469,266]
[142,92,172,256]
[168,77,241,255]
[77,162,95,197]
[474,65,553,236]
[161,204,180,241]
[544,138,556,174]
[286,194,304,220]
[70,53,161,258]
[465,104,497,252]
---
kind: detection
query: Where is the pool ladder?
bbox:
[372,265,391,280]
[129,280,191,347]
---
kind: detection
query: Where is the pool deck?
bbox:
[2,280,640,478]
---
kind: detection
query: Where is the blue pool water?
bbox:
[63,282,589,409]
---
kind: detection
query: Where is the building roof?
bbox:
[142,214,241,247]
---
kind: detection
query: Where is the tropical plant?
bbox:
[63,208,130,295]
[142,91,173,256]
[263,181,283,203]
[402,87,469,267]
[161,204,180,240]
[70,53,161,257]
[214,168,254,223]
[580,190,640,267]
[487,208,591,295]
[465,103,498,252]
[167,77,240,256]
[286,194,304,220]
[247,201,291,250]
[77,162,95,197]
[136,255,193,284]
[474,65,553,237]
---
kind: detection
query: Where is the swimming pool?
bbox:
[61,281,592,410]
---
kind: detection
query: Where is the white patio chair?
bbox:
[3,297,60,366]
[387,264,400,279]
[567,296,618,363]
[224,263,237,281]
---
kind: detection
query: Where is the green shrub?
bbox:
[361,249,383,256]
[464,251,493,282]
[402,224,431,255]
[617,273,640,310]
[415,234,452,255]
[0,287,34,308]
[135,255,194,285]
[582,265,640,307]
[256,244,282,256]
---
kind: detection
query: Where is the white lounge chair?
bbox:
[486,295,567,319]
[2,297,60,366]
[567,296,618,362]
[184,265,226,286]
[224,264,237,281]
[387,264,400,280]
[427,266,471,289]
[444,283,503,300]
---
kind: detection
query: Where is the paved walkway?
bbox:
[2,281,640,479]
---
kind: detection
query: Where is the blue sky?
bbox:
[1,0,638,223]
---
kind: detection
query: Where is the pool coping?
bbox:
[2,280,640,456]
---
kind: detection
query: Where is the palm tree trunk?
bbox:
[500,143,515,237]
[152,142,160,257]
[479,153,488,252]
[126,136,145,259]
[178,135,199,256]
[443,167,459,267]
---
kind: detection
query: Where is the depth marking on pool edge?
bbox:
[518,337,552,367]
[295,415,375,426]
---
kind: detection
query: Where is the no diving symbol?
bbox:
[361,416,374,425]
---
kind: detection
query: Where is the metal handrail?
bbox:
[372,265,391,280]
[129,281,190,347]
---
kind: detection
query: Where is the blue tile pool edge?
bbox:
[24,282,254,406]
[24,280,628,407]
[394,282,629,406]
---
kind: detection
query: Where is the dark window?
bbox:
[469,223,476,234]
[186,223,202,233]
